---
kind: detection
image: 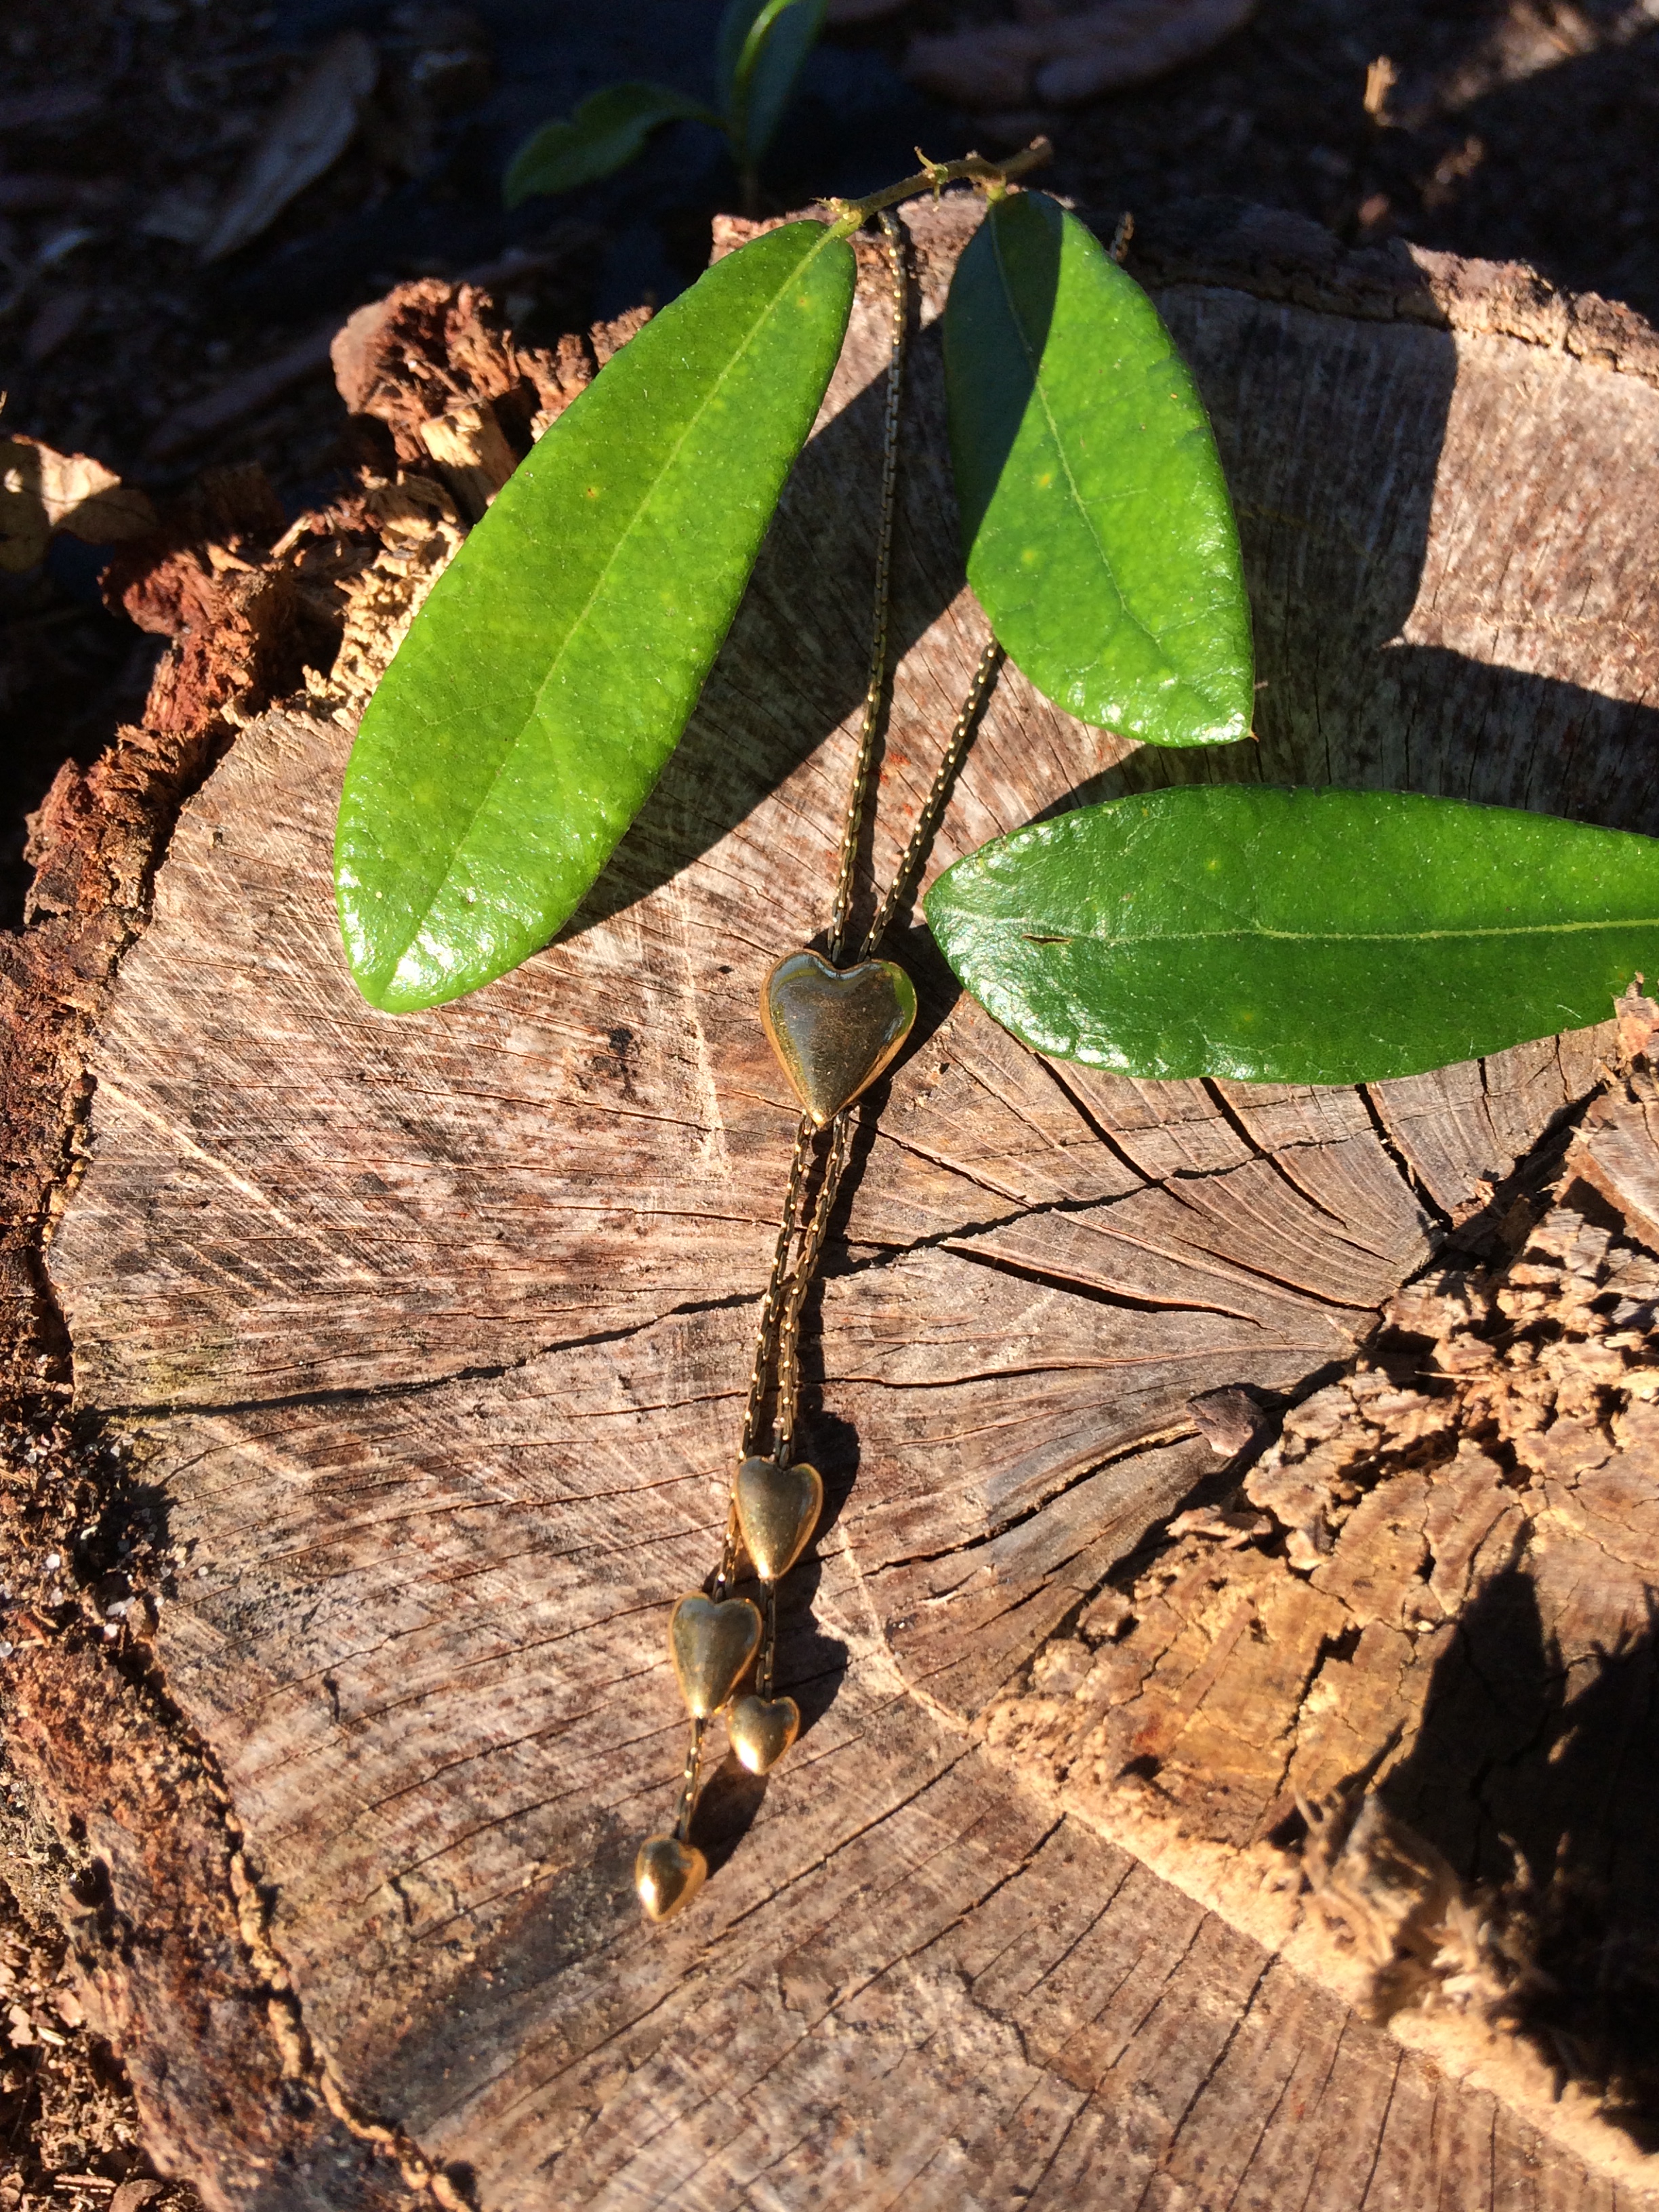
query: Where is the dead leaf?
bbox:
[1040,0,1257,99]
[907,0,1257,107]
[141,184,217,245]
[0,85,101,132]
[0,173,112,214]
[202,30,379,264]
[142,325,336,462]
[0,435,157,573]
[907,21,1048,106]
[25,288,89,365]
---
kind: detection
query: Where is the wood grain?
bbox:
[39,198,1659,2203]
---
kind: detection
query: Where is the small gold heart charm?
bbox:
[762,949,917,1126]
[635,1834,707,1921]
[669,1592,762,1718]
[729,1693,800,1776]
[734,1456,823,1582]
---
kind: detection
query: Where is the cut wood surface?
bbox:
[15,197,1659,2206]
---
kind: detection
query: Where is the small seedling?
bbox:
[505,0,825,218]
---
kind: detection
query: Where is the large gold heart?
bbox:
[734,1456,823,1582]
[634,1834,707,1921]
[668,1592,762,1718]
[728,1693,800,1776]
[761,949,917,1126]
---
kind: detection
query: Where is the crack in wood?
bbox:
[943,1235,1308,1324]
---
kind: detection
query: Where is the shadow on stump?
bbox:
[1381,1567,1659,2140]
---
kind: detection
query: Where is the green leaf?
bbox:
[924,787,1659,1084]
[945,192,1253,749]
[503,83,718,206]
[335,219,856,1012]
[717,0,824,161]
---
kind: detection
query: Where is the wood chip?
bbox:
[110,2185,166,2211]
[1188,1382,1272,1454]
[417,401,516,521]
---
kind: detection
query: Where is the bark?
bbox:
[7,196,1659,2206]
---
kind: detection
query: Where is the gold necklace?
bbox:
[634,211,1003,1923]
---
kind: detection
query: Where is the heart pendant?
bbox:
[635,1834,707,1921]
[669,1591,762,1718]
[762,949,917,1126]
[734,1456,823,1583]
[729,1693,800,1776]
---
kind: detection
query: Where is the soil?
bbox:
[2,0,1658,2198]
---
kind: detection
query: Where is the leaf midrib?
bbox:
[388,224,838,979]
[989,210,1224,717]
[985,916,1659,947]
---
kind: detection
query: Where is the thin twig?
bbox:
[823,138,1051,234]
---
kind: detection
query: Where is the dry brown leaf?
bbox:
[0,85,101,132]
[24,288,89,366]
[907,0,1256,107]
[907,20,1048,106]
[0,434,157,573]
[202,30,379,264]
[143,325,336,462]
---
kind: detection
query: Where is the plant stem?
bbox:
[823,139,1052,237]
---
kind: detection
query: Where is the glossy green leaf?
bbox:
[925,787,1659,1084]
[336,218,855,1012]
[945,192,1253,748]
[717,0,824,161]
[503,83,718,206]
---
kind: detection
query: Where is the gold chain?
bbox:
[738,1110,817,1460]
[862,631,1002,960]
[769,1109,855,1467]
[826,209,909,968]
[636,207,1004,1923]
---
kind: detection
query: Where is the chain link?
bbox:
[739,1111,818,1460]
[739,206,909,1475]
[671,1717,705,1841]
[862,633,1002,958]
[769,1109,855,1467]
[825,207,908,968]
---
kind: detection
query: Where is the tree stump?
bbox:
[13,197,1659,2207]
